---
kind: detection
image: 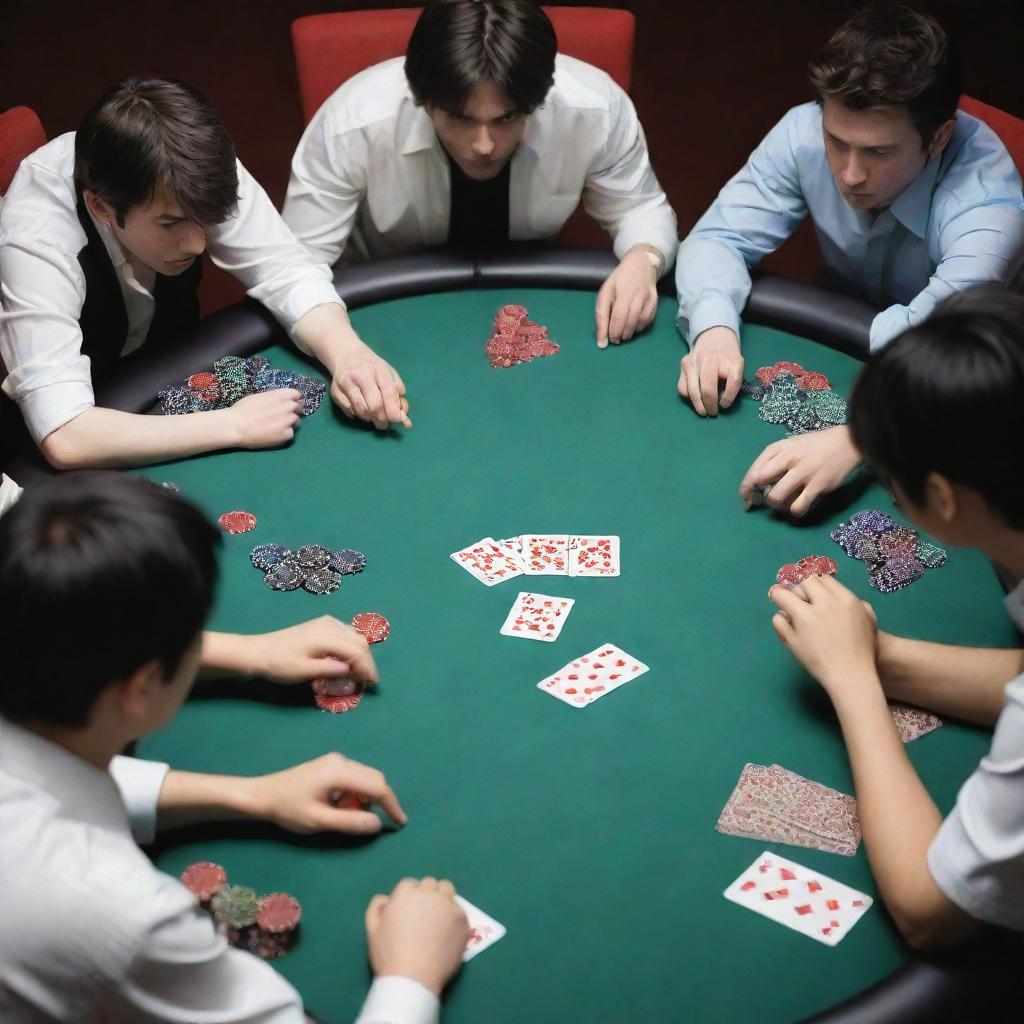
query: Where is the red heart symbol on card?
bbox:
[826,899,840,911]
[609,674,621,680]
[568,674,578,680]
[741,881,756,891]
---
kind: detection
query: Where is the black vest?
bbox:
[74,190,203,385]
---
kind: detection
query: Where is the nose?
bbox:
[472,125,495,158]
[840,153,868,189]
[181,223,207,257]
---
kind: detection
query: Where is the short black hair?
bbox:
[808,4,962,146]
[75,77,239,228]
[0,472,220,728]
[849,285,1024,529]
[405,0,557,115]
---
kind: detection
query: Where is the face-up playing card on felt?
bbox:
[456,895,506,961]
[520,534,570,575]
[495,537,525,571]
[537,643,649,707]
[568,535,620,577]
[450,537,524,586]
[724,852,872,946]
[500,592,574,642]
[890,703,942,743]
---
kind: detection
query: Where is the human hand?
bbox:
[330,341,411,430]
[739,425,861,517]
[227,389,303,448]
[769,574,880,701]
[595,247,659,348]
[249,615,379,688]
[245,752,406,835]
[677,326,743,416]
[365,877,469,997]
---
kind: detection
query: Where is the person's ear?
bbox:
[924,471,957,524]
[926,118,956,160]
[116,659,165,721]
[83,190,115,229]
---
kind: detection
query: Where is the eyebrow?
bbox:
[825,130,896,150]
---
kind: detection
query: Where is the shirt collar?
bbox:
[889,154,942,239]
[0,717,131,836]
[1005,579,1024,633]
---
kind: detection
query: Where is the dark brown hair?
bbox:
[75,78,239,227]
[405,0,557,115]
[808,5,961,145]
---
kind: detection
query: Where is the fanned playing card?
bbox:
[890,703,942,743]
[520,534,570,575]
[456,895,506,961]
[567,535,620,577]
[724,851,872,946]
[495,537,526,571]
[450,537,524,586]
[537,643,649,707]
[499,592,574,642]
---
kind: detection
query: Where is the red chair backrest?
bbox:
[959,95,1024,176]
[0,106,46,195]
[291,6,635,125]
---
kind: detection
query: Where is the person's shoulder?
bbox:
[312,57,410,134]
[936,110,1022,200]
[546,54,623,113]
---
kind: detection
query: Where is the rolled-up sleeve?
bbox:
[108,755,170,846]
[207,161,343,350]
[927,677,1024,931]
[675,107,809,347]
[582,85,677,274]
[355,977,440,1024]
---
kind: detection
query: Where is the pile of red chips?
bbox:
[180,861,302,960]
[218,510,257,535]
[776,555,839,588]
[485,304,559,368]
[755,361,832,391]
[311,612,391,713]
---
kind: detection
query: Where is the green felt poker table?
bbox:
[9,249,1022,1023]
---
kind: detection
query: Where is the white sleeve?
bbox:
[354,977,440,1024]
[0,474,24,516]
[206,160,344,350]
[108,755,170,846]
[581,84,677,273]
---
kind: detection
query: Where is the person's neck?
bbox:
[980,528,1024,586]
[27,720,128,771]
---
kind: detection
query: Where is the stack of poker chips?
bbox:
[776,554,839,588]
[831,508,948,593]
[485,304,560,368]
[158,355,327,417]
[741,361,847,435]
[251,542,366,595]
[180,862,302,960]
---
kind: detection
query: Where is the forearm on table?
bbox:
[39,406,241,470]
[877,633,1022,726]
[156,767,264,830]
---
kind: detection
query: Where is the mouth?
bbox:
[168,256,197,267]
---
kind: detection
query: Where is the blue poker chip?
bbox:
[329,548,366,574]
[295,544,331,570]
[251,544,291,572]
[302,568,341,595]
[265,562,303,592]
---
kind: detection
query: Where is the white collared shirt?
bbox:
[0,133,344,445]
[927,580,1024,931]
[0,720,438,1023]
[0,473,22,515]
[282,55,677,269]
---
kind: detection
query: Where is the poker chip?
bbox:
[302,568,341,595]
[211,885,260,929]
[265,562,303,591]
[251,544,290,571]
[751,363,847,435]
[159,481,181,494]
[486,304,559,368]
[917,542,948,569]
[797,371,832,391]
[832,509,946,593]
[253,931,294,960]
[296,544,331,570]
[314,691,363,713]
[330,790,371,810]
[351,611,390,644]
[329,548,367,574]
[257,893,302,934]
[311,676,360,697]
[219,510,257,535]
[180,861,228,902]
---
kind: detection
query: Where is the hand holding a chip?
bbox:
[678,326,745,416]
[595,245,660,348]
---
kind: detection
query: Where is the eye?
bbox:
[501,112,522,123]
[452,113,474,125]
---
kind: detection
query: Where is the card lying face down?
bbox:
[537,643,649,707]
[724,852,872,946]
[456,896,506,961]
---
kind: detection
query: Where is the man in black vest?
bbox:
[0,78,410,472]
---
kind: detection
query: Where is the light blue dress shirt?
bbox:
[675,102,1024,351]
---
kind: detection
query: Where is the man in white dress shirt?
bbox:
[768,285,1024,947]
[283,0,678,349]
[0,472,468,1022]
[0,78,411,474]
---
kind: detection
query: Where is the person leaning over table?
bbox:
[0,471,469,1023]
[768,285,1024,947]
[673,5,1024,517]
[283,0,677,350]
[0,77,410,476]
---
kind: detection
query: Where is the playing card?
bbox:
[890,703,942,743]
[716,764,861,856]
[495,537,525,571]
[537,643,649,708]
[456,895,506,961]
[568,535,620,577]
[499,592,574,642]
[724,852,872,946]
[450,537,524,586]
[520,534,570,575]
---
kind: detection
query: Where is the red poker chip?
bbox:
[314,691,363,713]
[180,861,228,902]
[798,371,832,391]
[794,555,839,577]
[218,510,257,534]
[311,675,359,697]
[755,365,781,386]
[330,790,371,811]
[351,611,391,644]
[772,360,805,377]
[257,892,302,934]
[187,372,218,390]
[776,563,810,585]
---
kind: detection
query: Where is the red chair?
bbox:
[0,106,46,195]
[290,6,636,249]
[960,95,1024,176]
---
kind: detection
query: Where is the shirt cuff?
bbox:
[109,755,171,846]
[353,976,440,1024]
[2,378,95,447]
[612,222,677,277]
[676,295,742,349]
[0,474,23,516]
